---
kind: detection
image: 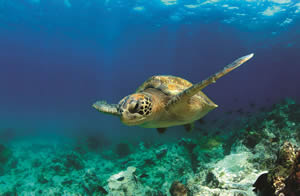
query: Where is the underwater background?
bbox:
[0,0,300,195]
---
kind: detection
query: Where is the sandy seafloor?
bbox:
[0,98,299,196]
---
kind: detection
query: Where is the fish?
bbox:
[249,102,256,108]
[97,186,108,194]
[265,98,271,103]
[198,119,206,124]
[140,173,149,178]
[236,108,244,115]
[259,107,266,112]
[215,131,221,135]
[225,110,233,115]
[0,128,16,142]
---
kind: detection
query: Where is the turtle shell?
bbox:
[136,75,193,96]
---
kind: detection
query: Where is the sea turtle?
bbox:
[93,53,254,133]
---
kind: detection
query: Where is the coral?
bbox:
[178,138,198,172]
[211,152,259,189]
[271,142,297,195]
[293,151,300,193]
[243,129,262,149]
[31,159,42,168]
[0,144,12,165]
[253,141,300,196]
[107,166,147,196]
[81,169,108,195]
[0,144,13,175]
[239,98,300,172]
[178,137,225,173]
[186,148,262,195]
[0,188,17,196]
[115,143,131,158]
[155,148,168,159]
[198,136,224,150]
[64,152,84,170]
[37,174,48,184]
[169,181,188,196]
[193,144,224,165]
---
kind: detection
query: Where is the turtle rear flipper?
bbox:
[93,101,120,116]
[184,123,194,132]
[166,53,254,110]
[157,127,167,134]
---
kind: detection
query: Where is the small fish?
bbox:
[211,119,218,124]
[121,160,129,165]
[198,119,206,124]
[215,131,221,135]
[140,173,149,178]
[236,108,244,115]
[219,124,227,129]
[117,177,124,181]
[0,128,16,142]
[225,110,233,115]
[259,107,266,112]
[97,186,108,194]
[249,102,256,108]
[245,126,251,131]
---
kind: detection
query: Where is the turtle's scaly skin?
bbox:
[93,53,254,130]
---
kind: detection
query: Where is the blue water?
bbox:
[0,0,299,142]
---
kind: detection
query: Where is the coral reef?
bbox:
[253,141,300,196]
[0,99,299,195]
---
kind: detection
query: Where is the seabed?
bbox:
[0,99,299,196]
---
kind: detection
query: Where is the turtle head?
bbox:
[118,93,153,126]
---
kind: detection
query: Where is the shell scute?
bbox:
[136,75,192,96]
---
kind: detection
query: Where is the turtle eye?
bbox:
[128,101,139,113]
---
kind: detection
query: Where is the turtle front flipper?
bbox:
[157,127,167,134]
[166,53,254,110]
[93,101,120,116]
